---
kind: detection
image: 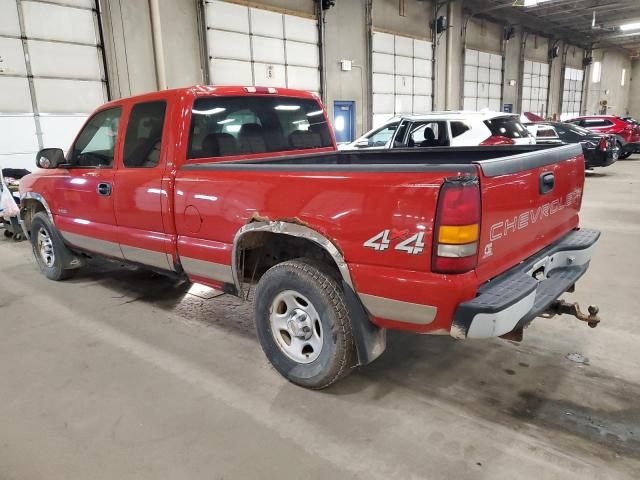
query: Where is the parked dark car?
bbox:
[528,121,618,169]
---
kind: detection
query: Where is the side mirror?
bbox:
[36,148,66,169]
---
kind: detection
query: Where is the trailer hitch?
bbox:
[541,300,601,328]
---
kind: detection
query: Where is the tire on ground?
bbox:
[253,259,355,389]
[30,211,78,281]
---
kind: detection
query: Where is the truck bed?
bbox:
[175,143,585,334]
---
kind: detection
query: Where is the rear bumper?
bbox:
[584,150,617,168]
[451,229,600,339]
[622,141,640,154]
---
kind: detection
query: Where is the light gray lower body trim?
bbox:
[466,291,537,339]
[121,244,173,271]
[359,293,437,325]
[181,257,234,284]
[61,231,124,259]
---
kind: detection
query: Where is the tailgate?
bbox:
[474,144,584,283]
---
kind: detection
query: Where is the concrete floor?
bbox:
[1,156,640,480]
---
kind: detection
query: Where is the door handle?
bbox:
[97,182,112,196]
[539,172,554,194]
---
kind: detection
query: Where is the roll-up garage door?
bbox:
[561,67,584,120]
[463,49,502,112]
[522,60,549,118]
[371,31,433,128]
[0,0,108,170]
[205,0,320,94]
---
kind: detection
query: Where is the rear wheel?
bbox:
[619,150,632,159]
[30,212,78,281]
[253,259,355,389]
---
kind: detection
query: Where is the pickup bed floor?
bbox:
[1,158,639,479]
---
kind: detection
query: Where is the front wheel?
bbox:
[619,150,632,159]
[30,212,78,281]
[253,259,355,389]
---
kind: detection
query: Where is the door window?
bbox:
[123,101,167,168]
[69,108,122,168]
[408,121,449,147]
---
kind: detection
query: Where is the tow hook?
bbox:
[543,300,601,328]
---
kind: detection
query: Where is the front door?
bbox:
[54,107,124,259]
[114,100,174,271]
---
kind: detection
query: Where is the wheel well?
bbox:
[236,232,342,285]
[20,199,47,233]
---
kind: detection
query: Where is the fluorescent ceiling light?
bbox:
[523,0,551,6]
[306,110,324,117]
[620,22,640,31]
[275,105,300,111]
[192,107,226,115]
[217,118,235,124]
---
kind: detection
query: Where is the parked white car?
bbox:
[341,111,535,150]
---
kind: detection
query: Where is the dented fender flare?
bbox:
[232,220,387,366]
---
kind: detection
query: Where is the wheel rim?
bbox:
[613,143,621,160]
[37,228,55,268]
[269,290,323,364]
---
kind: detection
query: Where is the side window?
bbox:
[392,121,410,147]
[584,119,612,127]
[69,108,122,168]
[123,101,167,168]
[451,121,470,138]
[367,123,399,147]
[408,121,448,146]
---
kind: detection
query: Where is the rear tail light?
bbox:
[480,135,515,146]
[598,137,608,150]
[432,178,481,274]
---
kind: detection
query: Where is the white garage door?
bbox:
[561,67,584,120]
[371,31,432,128]
[205,0,319,94]
[0,0,108,170]
[463,49,502,112]
[522,60,549,118]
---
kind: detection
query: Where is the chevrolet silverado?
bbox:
[19,86,600,389]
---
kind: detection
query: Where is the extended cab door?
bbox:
[54,107,124,259]
[113,100,174,271]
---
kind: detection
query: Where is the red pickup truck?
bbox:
[19,86,600,389]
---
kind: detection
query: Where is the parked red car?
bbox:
[567,115,640,159]
[18,86,601,388]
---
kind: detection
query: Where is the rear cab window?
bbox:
[483,116,529,139]
[188,96,333,159]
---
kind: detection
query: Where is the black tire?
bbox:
[253,259,355,389]
[619,150,632,159]
[30,212,78,281]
